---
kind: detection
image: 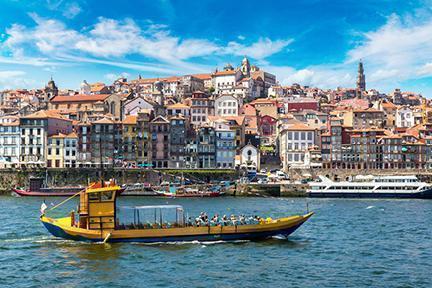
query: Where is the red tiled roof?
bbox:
[213,70,237,76]
[50,94,111,103]
[192,73,212,80]
[23,110,70,121]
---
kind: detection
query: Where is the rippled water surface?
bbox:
[1,196,431,287]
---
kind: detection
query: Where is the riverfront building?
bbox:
[0,58,431,173]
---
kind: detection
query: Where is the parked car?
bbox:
[276,170,289,180]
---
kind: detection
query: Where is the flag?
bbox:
[40,201,47,215]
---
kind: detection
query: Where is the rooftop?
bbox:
[50,94,111,103]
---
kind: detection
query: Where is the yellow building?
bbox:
[47,132,78,168]
[47,133,66,168]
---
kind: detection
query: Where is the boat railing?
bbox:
[116,205,264,230]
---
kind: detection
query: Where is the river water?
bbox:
[0,196,431,288]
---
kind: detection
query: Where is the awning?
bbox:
[120,205,183,210]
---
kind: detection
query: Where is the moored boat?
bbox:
[40,180,313,243]
[307,175,432,199]
[12,177,84,197]
[154,183,227,198]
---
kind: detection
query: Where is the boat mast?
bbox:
[99,131,104,187]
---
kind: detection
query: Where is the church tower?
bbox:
[356,60,366,98]
[45,77,58,100]
[241,56,251,77]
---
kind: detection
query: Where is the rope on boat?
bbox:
[46,189,85,212]
[103,233,112,244]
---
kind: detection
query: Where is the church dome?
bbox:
[224,63,234,71]
[80,80,91,94]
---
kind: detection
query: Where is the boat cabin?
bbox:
[78,181,122,230]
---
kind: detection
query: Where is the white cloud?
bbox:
[417,63,432,76]
[274,65,354,89]
[265,13,432,92]
[63,2,82,19]
[75,18,140,57]
[225,38,293,60]
[347,13,432,83]
[0,70,35,90]
[2,15,291,73]
[4,13,82,55]
[0,55,62,67]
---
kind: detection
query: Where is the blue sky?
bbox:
[1,0,432,96]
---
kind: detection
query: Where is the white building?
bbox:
[64,132,78,168]
[214,95,241,117]
[213,119,236,168]
[166,103,190,118]
[212,70,242,95]
[395,106,415,128]
[279,122,317,172]
[80,80,91,95]
[0,118,20,168]
[189,92,214,126]
[19,111,72,168]
[122,96,155,117]
[240,144,260,170]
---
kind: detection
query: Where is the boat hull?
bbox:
[156,192,224,198]
[41,213,313,243]
[307,188,432,199]
[12,188,83,197]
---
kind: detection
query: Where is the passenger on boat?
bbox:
[222,215,228,226]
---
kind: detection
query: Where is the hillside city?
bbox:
[0,57,431,172]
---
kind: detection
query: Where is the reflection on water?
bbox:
[0,196,431,287]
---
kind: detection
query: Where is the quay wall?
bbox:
[234,183,308,197]
[289,168,432,182]
[0,168,239,195]
[1,167,430,196]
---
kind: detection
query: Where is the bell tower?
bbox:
[241,56,251,77]
[45,77,58,99]
[356,60,366,98]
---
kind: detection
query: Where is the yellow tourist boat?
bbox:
[40,180,313,243]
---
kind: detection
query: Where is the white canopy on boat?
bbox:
[120,205,183,210]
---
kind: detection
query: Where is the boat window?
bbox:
[88,192,100,201]
[101,191,113,201]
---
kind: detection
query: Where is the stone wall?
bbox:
[289,168,432,182]
[0,168,239,194]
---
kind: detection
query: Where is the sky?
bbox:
[1,0,432,96]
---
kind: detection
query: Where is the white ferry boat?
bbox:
[307,175,432,199]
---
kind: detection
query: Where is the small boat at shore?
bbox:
[40,180,313,243]
[154,182,228,198]
[12,177,84,197]
[307,175,432,199]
